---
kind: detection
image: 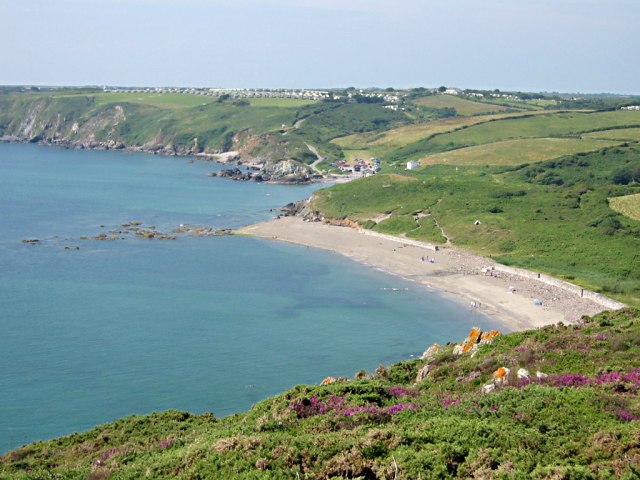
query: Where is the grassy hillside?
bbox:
[289,102,411,160]
[385,111,640,165]
[317,98,640,307]
[0,91,416,166]
[331,109,640,167]
[0,91,303,153]
[2,308,639,479]
[312,146,640,306]
[332,111,555,163]
[418,138,620,166]
[609,194,640,221]
[415,95,513,116]
[584,127,640,142]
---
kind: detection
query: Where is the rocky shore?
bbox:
[20,221,233,250]
[1,136,320,185]
[209,159,319,184]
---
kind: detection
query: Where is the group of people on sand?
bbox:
[421,255,435,264]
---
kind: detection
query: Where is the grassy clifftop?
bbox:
[2,308,639,479]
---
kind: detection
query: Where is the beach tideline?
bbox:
[239,216,608,331]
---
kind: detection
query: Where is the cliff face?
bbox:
[1,96,200,155]
[0,93,316,182]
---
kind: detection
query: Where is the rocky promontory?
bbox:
[210,159,316,184]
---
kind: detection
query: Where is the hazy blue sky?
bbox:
[1,0,638,93]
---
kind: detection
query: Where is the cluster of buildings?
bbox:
[330,158,381,176]
[346,90,402,103]
[103,86,339,101]
[207,88,336,101]
[621,105,640,111]
[442,88,521,101]
[102,86,407,103]
[489,92,520,100]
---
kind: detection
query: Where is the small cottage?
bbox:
[406,160,420,170]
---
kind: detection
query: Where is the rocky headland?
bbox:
[209,159,318,184]
[0,98,322,184]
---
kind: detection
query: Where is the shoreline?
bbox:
[0,136,239,161]
[238,216,621,332]
[0,138,358,185]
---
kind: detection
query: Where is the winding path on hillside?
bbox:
[305,143,325,174]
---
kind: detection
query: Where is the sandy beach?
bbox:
[238,217,612,331]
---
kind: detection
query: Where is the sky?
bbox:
[1,0,638,94]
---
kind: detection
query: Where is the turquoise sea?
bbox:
[0,143,503,453]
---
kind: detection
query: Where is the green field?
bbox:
[433,111,640,146]
[387,110,640,165]
[332,111,555,162]
[93,92,217,109]
[39,91,217,109]
[332,109,625,167]
[415,95,512,115]
[609,193,640,221]
[418,137,620,166]
[246,97,317,108]
[583,127,640,141]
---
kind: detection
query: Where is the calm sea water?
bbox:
[0,143,503,453]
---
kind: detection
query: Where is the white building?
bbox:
[406,160,420,170]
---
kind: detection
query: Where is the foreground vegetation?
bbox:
[2,308,639,479]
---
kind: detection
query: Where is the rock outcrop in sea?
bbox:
[210,159,315,184]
